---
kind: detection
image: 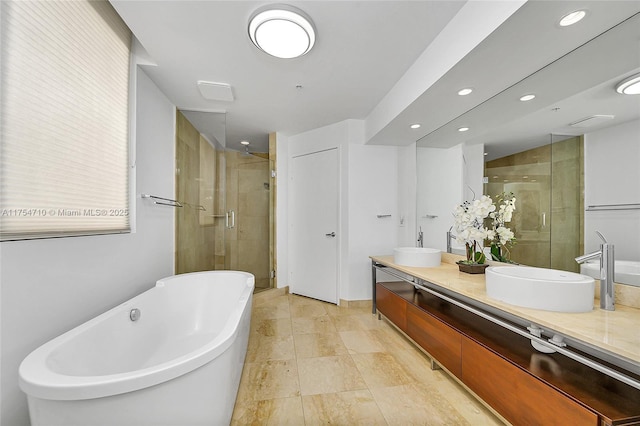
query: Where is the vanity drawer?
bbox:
[406,303,462,377]
[376,283,407,332]
[461,336,598,426]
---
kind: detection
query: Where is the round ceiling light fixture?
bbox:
[249,5,316,59]
[410,124,421,129]
[457,88,473,96]
[519,94,536,102]
[458,127,470,132]
[616,73,640,95]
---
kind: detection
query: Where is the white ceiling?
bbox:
[111,0,466,152]
[111,1,640,155]
[414,1,640,160]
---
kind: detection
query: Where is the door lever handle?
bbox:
[325,232,336,237]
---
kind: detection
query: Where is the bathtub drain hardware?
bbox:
[129,308,141,322]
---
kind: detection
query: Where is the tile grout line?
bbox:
[288,294,308,425]
[345,328,392,426]
[367,312,393,426]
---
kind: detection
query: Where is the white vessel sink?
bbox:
[580,260,640,286]
[486,266,595,313]
[393,247,441,268]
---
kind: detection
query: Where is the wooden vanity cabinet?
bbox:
[375,280,640,426]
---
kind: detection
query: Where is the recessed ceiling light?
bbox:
[520,94,536,102]
[483,152,488,156]
[240,140,250,146]
[457,88,473,96]
[616,73,640,95]
[248,5,316,59]
[410,124,421,129]
[458,127,469,132]
[559,10,586,27]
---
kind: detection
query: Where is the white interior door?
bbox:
[290,148,339,304]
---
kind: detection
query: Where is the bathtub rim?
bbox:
[580,259,640,286]
[19,270,254,401]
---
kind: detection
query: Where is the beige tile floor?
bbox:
[231,290,505,425]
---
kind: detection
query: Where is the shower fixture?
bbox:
[240,140,251,155]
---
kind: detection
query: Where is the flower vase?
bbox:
[456,262,489,274]
[490,243,518,264]
[490,243,502,262]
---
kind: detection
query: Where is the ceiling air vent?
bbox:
[197,81,234,102]
[569,115,614,128]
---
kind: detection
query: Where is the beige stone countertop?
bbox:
[370,254,640,368]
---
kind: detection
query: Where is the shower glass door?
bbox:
[484,134,583,269]
[224,148,271,291]
[550,134,583,272]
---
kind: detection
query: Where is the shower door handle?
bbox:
[226,210,236,229]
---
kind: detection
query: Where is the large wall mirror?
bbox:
[416,4,640,286]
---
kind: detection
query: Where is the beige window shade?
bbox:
[1,0,132,240]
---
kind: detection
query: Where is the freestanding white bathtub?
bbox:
[19,270,255,426]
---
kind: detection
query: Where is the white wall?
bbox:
[584,119,640,261]
[416,145,464,251]
[397,143,417,247]
[347,131,399,300]
[462,143,485,202]
[0,68,176,426]
[414,142,485,252]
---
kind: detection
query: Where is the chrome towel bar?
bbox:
[141,194,183,208]
[586,203,640,211]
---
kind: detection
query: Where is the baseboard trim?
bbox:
[254,286,288,300]
[339,299,372,309]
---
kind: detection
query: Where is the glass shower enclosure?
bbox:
[175,110,273,291]
[484,134,583,270]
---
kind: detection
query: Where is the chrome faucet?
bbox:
[417,227,423,248]
[446,226,456,253]
[575,231,615,311]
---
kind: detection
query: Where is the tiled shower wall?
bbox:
[175,111,220,273]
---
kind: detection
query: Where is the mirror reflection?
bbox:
[416,6,640,286]
[483,135,583,273]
